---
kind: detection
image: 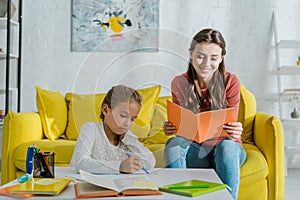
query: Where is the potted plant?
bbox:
[297,55,300,66]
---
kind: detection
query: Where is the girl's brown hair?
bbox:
[100,85,142,120]
[185,28,227,113]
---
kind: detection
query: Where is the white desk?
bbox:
[1,167,233,200]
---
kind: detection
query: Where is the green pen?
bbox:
[168,185,209,189]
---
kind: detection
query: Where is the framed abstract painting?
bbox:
[71,0,160,52]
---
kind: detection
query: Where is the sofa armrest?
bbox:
[1,111,44,184]
[252,112,285,200]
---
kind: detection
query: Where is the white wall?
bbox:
[20,0,300,112]
[20,0,300,166]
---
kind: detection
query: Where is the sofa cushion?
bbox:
[240,143,268,185]
[65,93,106,140]
[140,96,174,145]
[130,85,161,138]
[144,143,166,168]
[149,96,171,135]
[14,140,76,172]
[238,85,256,144]
[36,86,67,140]
[65,85,161,140]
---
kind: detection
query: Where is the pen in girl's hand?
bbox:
[141,166,150,174]
[126,153,149,174]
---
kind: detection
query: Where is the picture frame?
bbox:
[71,0,160,52]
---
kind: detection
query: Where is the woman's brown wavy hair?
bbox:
[185,29,227,113]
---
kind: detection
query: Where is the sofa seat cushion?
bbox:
[144,143,166,168]
[14,140,76,172]
[240,143,268,186]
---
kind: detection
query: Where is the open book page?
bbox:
[167,101,199,141]
[79,170,157,193]
[167,101,236,144]
[114,176,157,191]
[80,170,119,192]
[69,168,161,181]
[196,107,236,142]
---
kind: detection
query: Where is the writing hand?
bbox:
[119,155,142,173]
[163,121,177,136]
[223,122,243,141]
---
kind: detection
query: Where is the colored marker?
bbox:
[168,185,210,189]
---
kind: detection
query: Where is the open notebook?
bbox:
[167,100,236,143]
[75,170,162,198]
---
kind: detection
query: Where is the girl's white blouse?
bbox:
[70,122,156,173]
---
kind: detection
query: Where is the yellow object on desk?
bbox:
[11,178,74,195]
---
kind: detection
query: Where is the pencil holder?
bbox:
[33,152,55,178]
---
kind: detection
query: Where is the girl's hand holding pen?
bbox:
[163,121,177,136]
[120,154,142,173]
[223,122,243,141]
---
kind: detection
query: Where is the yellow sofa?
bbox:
[1,85,284,200]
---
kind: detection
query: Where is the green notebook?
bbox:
[159,179,228,197]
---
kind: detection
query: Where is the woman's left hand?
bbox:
[223,122,243,141]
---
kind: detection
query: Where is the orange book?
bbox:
[167,100,236,143]
[0,184,34,199]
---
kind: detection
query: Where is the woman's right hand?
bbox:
[163,121,177,136]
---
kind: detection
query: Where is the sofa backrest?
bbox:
[238,85,257,144]
[35,85,162,141]
[34,84,256,144]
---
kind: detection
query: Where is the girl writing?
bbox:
[71,85,155,174]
